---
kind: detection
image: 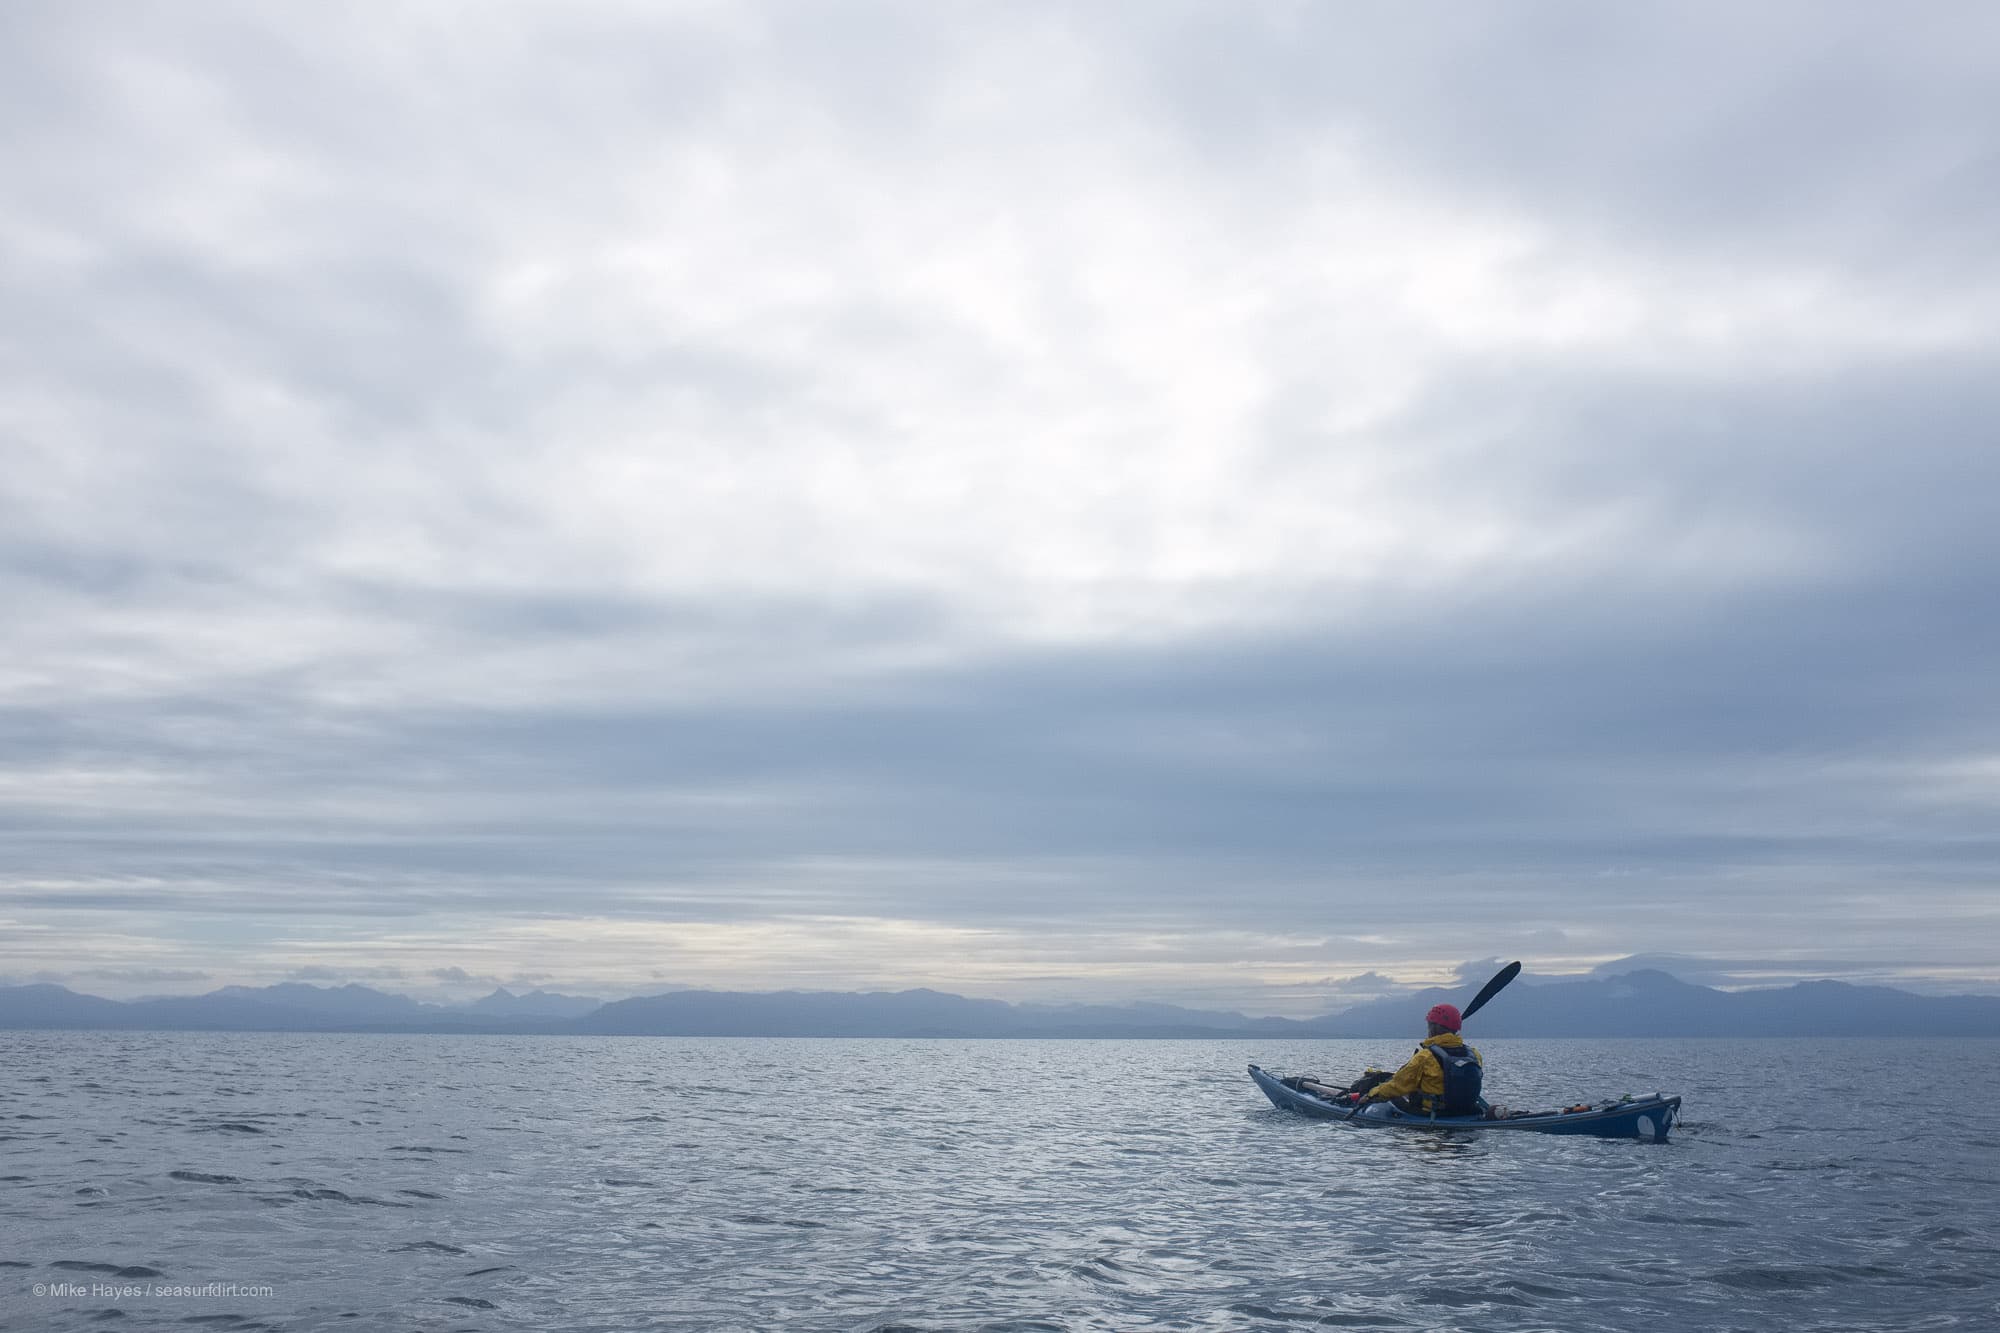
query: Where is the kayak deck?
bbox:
[1248,1064,1680,1141]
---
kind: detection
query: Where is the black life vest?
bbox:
[1418,1040,1483,1116]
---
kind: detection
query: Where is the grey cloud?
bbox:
[287,965,408,982]
[1111,3,2000,272]
[2,3,1996,1000]
[6,533,1997,909]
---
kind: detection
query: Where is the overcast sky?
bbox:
[4,2,1997,1012]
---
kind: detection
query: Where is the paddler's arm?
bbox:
[1358,1049,1431,1101]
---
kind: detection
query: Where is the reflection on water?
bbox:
[0,1033,1993,1330]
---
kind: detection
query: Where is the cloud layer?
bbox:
[4,2,1997,1010]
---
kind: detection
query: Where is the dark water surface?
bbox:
[2,1034,1996,1331]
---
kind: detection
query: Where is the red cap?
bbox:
[1426,1003,1463,1031]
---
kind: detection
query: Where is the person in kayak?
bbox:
[1352,1002,1484,1117]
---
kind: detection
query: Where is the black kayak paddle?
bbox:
[1459,960,1522,1023]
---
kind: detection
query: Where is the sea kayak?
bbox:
[1248,1064,1680,1141]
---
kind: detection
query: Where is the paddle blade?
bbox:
[1460,960,1522,1022]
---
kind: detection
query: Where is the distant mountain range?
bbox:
[0,983,603,1034]
[1315,969,2000,1037]
[3,968,1998,1037]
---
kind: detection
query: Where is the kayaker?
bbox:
[1353,1002,1484,1117]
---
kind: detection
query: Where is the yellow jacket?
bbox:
[1361,1033,1482,1105]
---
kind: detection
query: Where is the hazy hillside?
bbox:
[4,969,1998,1037]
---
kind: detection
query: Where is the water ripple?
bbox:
[0,1033,1993,1331]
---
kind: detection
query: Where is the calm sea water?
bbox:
[2,1033,1995,1332]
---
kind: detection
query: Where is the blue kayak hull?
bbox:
[1248,1064,1679,1141]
